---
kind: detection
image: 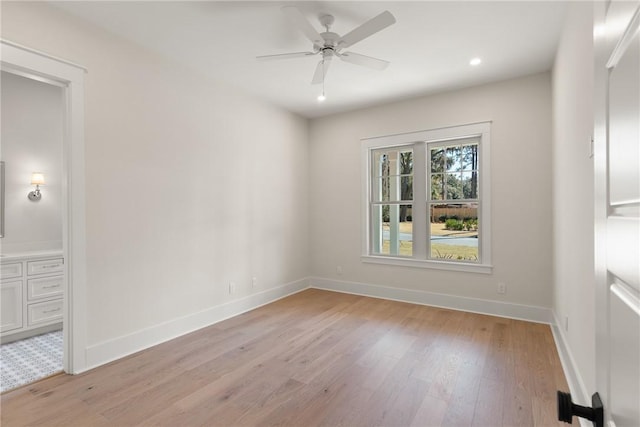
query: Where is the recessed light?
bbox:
[470,57,482,66]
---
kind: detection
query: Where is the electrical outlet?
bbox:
[252,277,257,289]
[336,265,343,275]
[229,281,236,294]
[497,282,506,294]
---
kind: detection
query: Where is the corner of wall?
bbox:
[82,278,310,372]
[550,0,596,406]
[550,310,590,404]
[310,277,554,324]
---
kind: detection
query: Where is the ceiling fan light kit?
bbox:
[257,6,396,98]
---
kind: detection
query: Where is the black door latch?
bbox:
[557,390,604,427]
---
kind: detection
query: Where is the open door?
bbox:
[594,1,640,426]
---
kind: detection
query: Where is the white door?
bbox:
[594,1,640,426]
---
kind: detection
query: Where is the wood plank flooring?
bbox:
[0,289,568,426]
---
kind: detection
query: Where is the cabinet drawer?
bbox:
[28,299,63,326]
[1,262,22,279]
[27,258,64,276]
[28,276,64,301]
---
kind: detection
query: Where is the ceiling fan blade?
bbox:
[311,59,331,84]
[338,11,396,49]
[256,51,317,61]
[281,6,324,48]
[339,52,390,70]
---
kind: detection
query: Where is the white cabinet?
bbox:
[0,252,64,341]
[1,281,23,332]
[1,262,22,279]
[27,258,64,276]
[28,299,63,326]
[28,275,64,301]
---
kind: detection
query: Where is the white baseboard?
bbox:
[83,278,309,372]
[309,277,553,324]
[551,311,590,413]
[82,276,561,382]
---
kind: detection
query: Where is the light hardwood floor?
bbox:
[1,289,568,426]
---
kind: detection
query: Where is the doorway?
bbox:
[1,40,87,378]
[0,70,65,391]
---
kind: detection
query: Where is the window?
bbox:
[362,122,491,274]
[371,147,414,256]
[429,139,479,261]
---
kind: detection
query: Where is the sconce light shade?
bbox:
[31,172,45,186]
[28,172,44,201]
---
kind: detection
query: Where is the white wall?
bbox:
[1,2,309,353]
[1,71,63,253]
[309,73,553,310]
[551,2,595,399]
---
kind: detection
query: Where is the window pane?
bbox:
[430,174,444,200]
[446,173,463,199]
[462,171,479,199]
[372,148,413,202]
[429,203,479,262]
[400,176,413,201]
[372,151,389,178]
[398,151,413,175]
[430,147,444,172]
[372,204,383,253]
[372,204,413,256]
[461,144,478,171]
[373,177,390,202]
[446,146,462,172]
[373,176,413,202]
[389,175,412,201]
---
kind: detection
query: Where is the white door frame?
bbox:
[1,40,88,374]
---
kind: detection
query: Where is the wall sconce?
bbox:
[28,172,45,201]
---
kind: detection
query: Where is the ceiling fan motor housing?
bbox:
[321,48,334,59]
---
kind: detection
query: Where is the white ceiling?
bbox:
[51,1,568,118]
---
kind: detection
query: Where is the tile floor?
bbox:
[0,330,63,393]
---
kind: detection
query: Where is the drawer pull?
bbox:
[42,284,60,289]
[42,308,61,314]
[42,264,61,269]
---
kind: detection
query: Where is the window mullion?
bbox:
[413,143,427,258]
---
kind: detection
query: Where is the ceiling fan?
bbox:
[257,6,396,85]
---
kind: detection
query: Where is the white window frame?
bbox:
[361,122,492,274]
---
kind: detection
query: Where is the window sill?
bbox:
[361,255,493,274]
